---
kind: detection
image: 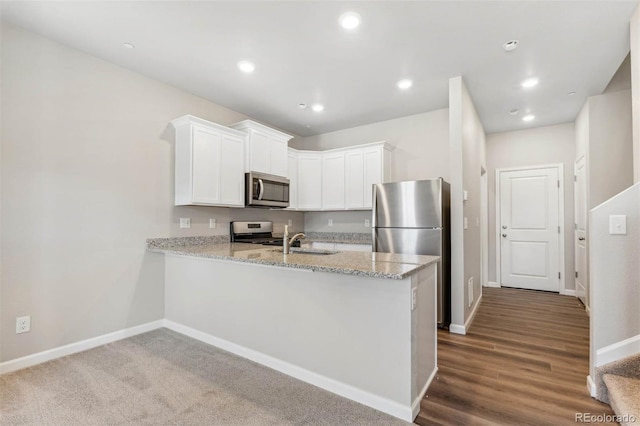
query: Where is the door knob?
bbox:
[502,233,507,238]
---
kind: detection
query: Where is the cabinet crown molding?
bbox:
[230,120,294,141]
[170,115,247,138]
[289,141,394,155]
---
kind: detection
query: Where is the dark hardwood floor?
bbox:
[416,287,615,426]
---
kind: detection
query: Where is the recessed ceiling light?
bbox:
[237,61,255,74]
[509,109,519,115]
[522,114,535,122]
[503,40,518,52]
[311,104,324,112]
[397,79,413,90]
[339,12,361,30]
[521,78,539,88]
[123,43,135,49]
[568,91,576,96]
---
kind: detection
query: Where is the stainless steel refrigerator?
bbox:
[372,178,451,328]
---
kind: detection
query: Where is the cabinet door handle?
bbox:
[502,233,507,238]
[578,237,585,241]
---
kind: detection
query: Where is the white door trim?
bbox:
[495,163,566,293]
[481,169,489,287]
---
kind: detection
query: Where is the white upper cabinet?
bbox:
[344,143,392,210]
[297,153,322,210]
[171,115,246,207]
[287,149,299,210]
[288,142,393,211]
[230,120,293,177]
[322,152,346,209]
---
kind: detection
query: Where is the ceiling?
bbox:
[1,1,638,137]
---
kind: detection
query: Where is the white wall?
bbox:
[0,24,304,362]
[295,109,449,232]
[449,76,486,332]
[589,183,640,374]
[486,123,576,290]
[631,6,640,183]
[588,90,634,208]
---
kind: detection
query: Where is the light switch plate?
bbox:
[463,190,468,201]
[209,218,216,229]
[609,215,627,235]
[464,217,468,230]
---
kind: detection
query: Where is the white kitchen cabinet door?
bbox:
[270,138,289,177]
[297,154,322,210]
[171,115,246,207]
[248,131,271,174]
[192,126,222,204]
[322,152,346,210]
[345,150,365,209]
[219,134,246,206]
[363,147,384,208]
[287,149,299,210]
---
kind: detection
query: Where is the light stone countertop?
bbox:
[147,238,438,280]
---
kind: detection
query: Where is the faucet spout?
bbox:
[283,232,305,254]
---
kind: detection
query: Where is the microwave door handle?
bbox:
[257,178,265,200]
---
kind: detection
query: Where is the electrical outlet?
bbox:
[179,218,191,229]
[328,219,333,227]
[411,287,417,311]
[464,217,468,230]
[468,277,474,307]
[288,219,292,227]
[209,218,216,229]
[16,316,30,334]
[364,219,370,227]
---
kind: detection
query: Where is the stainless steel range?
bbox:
[230,221,301,247]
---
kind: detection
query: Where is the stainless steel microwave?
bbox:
[245,172,290,208]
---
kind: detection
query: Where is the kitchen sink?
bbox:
[272,248,339,255]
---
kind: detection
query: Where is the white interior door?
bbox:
[499,167,561,292]
[574,157,588,307]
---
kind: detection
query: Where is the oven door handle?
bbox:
[257,178,265,200]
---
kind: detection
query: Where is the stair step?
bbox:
[602,374,640,426]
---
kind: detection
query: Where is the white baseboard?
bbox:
[587,375,597,398]
[561,289,576,296]
[484,281,500,288]
[411,367,437,419]
[449,293,483,335]
[0,320,164,375]
[449,323,466,335]
[595,334,640,367]
[164,319,416,422]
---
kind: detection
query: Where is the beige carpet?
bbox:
[603,374,640,426]
[0,329,410,425]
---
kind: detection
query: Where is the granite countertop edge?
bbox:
[147,238,436,280]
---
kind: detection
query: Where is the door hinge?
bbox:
[558,272,561,279]
[574,175,577,182]
[557,180,560,188]
[558,226,561,233]
[574,223,577,230]
[575,271,578,278]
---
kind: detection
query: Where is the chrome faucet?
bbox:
[283,225,305,255]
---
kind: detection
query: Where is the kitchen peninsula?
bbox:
[147,237,439,422]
